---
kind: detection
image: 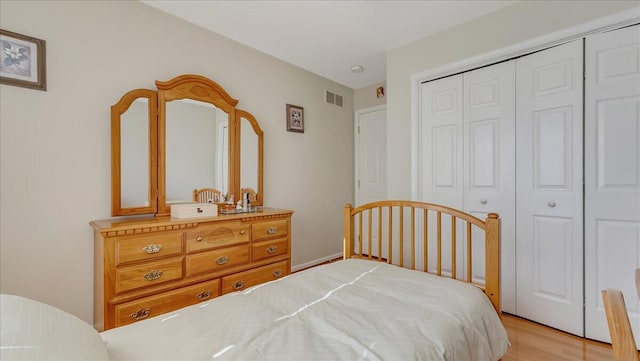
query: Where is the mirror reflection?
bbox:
[112,75,265,216]
[165,99,229,203]
[240,117,258,194]
[120,99,150,208]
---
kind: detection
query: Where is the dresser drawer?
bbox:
[185,244,249,277]
[252,219,288,241]
[222,260,288,294]
[186,222,250,253]
[115,257,183,294]
[115,233,183,266]
[252,238,288,262]
[114,278,220,327]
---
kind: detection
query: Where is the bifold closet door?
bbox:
[420,75,465,277]
[420,75,464,210]
[585,24,640,347]
[462,61,516,314]
[420,63,516,310]
[515,40,584,336]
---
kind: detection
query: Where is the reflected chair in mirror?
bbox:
[241,187,257,202]
[193,188,221,204]
[602,287,640,361]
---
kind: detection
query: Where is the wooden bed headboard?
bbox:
[343,200,501,313]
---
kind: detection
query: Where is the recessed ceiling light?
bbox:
[351,65,364,73]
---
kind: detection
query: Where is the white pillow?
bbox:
[1,294,109,361]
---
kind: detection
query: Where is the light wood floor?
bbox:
[502,313,615,361]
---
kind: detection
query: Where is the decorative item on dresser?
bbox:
[90,208,292,331]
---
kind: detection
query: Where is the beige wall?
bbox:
[0,0,354,322]
[386,1,639,199]
[354,82,386,110]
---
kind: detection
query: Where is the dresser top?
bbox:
[90,207,293,233]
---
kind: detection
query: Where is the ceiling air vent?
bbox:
[325,89,343,108]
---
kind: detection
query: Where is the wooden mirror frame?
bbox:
[156,74,238,216]
[111,74,265,217]
[236,109,264,206]
[111,89,158,216]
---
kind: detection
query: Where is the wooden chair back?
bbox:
[241,187,257,202]
[193,188,221,203]
[602,288,640,361]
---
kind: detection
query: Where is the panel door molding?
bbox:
[515,39,584,336]
[463,60,516,313]
[585,24,640,348]
[420,63,517,308]
[420,75,464,209]
[420,75,465,278]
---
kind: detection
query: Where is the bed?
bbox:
[1,200,509,361]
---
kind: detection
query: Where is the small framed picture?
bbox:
[376,86,384,98]
[286,104,304,133]
[0,29,46,91]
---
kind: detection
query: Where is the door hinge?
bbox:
[357,180,360,188]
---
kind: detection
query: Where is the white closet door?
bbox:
[585,24,640,347]
[515,40,584,336]
[420,75,464,277]
[420,75,464,209]
[463,61,516,313]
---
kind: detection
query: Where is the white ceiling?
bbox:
[141,1,518,89]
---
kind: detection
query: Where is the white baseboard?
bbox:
[291,252,343,272]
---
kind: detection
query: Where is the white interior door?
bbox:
[585,24,640,348]
[355,106,387,207]
[515,39,584,336]
[355,106,387,258]
[463,61,516,313]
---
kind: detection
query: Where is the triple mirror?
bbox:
[111,74,263,216]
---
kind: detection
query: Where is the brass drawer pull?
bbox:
[239,230,246,235]
[144,270,163,281]
[196,236,203,242]
[232,281,244,290]
[266,246,277,254]
[273,269,283,278]
[131,308,150,321]
[266,226,277,235]
[142,243,162,254]
[197,290,212,300]
[215,256,229,265]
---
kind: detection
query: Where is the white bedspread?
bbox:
[101,259,509,361]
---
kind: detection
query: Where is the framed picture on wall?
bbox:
[0,29,46,91]
[286,104,304,133]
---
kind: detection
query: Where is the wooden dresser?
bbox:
[90,208,293,331]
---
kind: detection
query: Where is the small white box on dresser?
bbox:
[171,203,218,218]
